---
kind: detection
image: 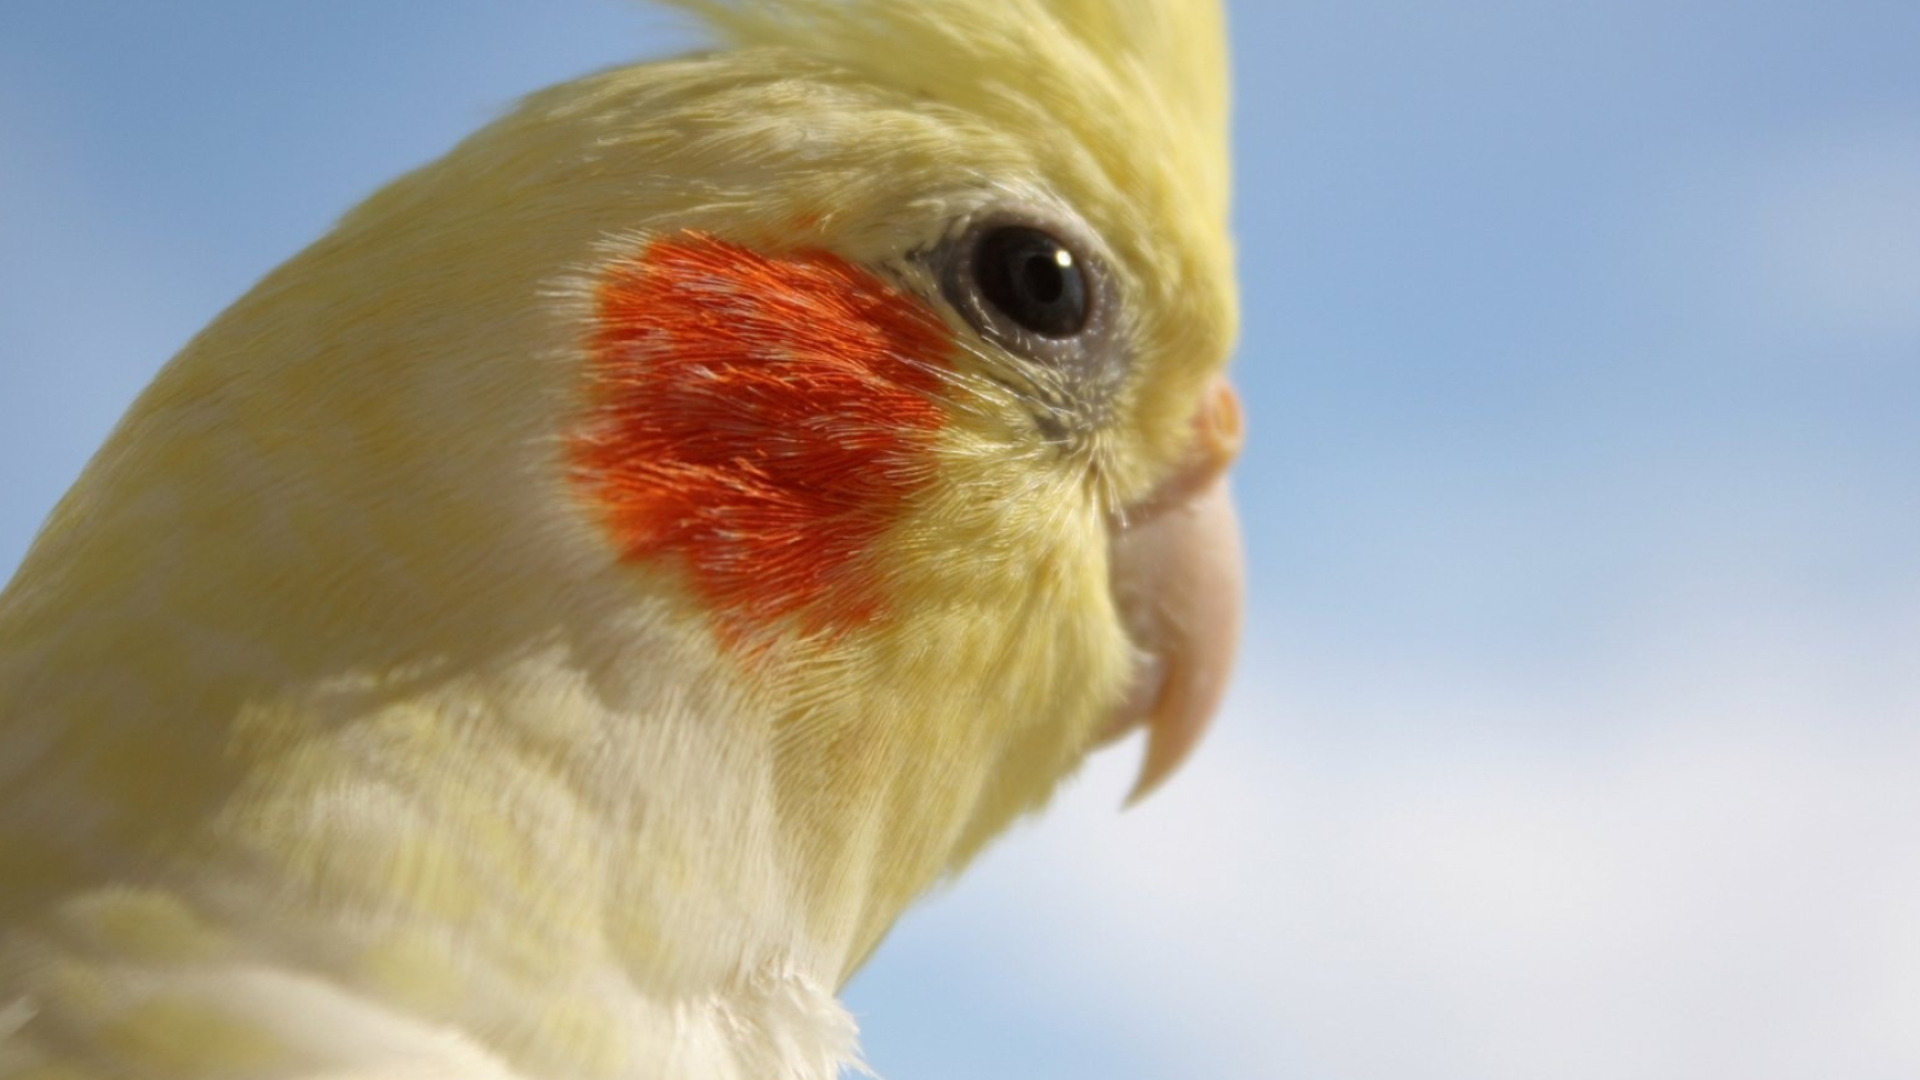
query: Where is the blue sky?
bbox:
[4,2,1920,1078]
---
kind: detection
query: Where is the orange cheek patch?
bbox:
[571,233,951,639]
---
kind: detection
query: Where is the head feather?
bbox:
[673,1,1225,193]
[661,0,1237,497]
[669,0,1229,222]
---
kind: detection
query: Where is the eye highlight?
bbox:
[934,206,1120,396]
[972,225,1090,338]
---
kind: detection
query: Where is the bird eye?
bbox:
[972,226,1090,338]
[935,208,1115,380]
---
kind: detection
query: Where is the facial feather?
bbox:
[670,0,1238,497]
[574,234,953,642]
[0,1,1237,1076]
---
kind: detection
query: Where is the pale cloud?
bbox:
[1744,129,1920,342]
[1645,124,1920,354]
[883,635,1920,1080]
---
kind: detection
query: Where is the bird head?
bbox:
[556,0,1244,961]
[570,0,1243,778]
[0,0,1239,991]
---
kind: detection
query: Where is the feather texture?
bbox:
[0,2,1235,1076]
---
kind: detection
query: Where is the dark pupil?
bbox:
[973,226,1089,338]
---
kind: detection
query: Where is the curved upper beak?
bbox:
[1103,376,1245,805]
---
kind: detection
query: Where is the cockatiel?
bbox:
[0,0,1241,1076]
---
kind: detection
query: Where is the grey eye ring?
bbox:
[935,206,1123,403]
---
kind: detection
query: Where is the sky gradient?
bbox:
[4,2,1919,1077]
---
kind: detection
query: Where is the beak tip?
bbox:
[1122,764,1172,810]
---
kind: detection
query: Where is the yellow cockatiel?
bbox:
[0,1,1241,1076]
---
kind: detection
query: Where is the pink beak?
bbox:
[1103,376,1246,804]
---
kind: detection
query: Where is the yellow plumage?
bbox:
[0,2,1237,1076]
